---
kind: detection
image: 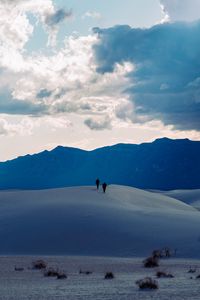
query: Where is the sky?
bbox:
[0,0,200,161]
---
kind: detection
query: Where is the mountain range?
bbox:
[0,137,199,190]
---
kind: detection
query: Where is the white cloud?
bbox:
[0,27,133,127]
[43,116,72,130]
[0,117,34,136]
[0,0,72,51]
[3,0,200,138]
[0,0,134,132]
[82,11,102,20]
[0,114,73,137]
[160,0,200,22]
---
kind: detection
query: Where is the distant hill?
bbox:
[159,189,200,210]
[0,138,199,190]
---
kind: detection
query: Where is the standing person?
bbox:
[96,178,100,190]
[102,182,107,193]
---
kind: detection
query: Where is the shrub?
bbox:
[57,273,67,279]
[152,250,162,259]
[156,271,174,278]
[79,269,93,275]
[152,247,174,259]
[164,247,171,258]
[136,277,158,290]
[32,260,47,270]
[143,256,159,268]
[44,268,59,277]
[188,267,196,273]
[15,267,24,271]
[196,274,200,279]
[105,272,114,279]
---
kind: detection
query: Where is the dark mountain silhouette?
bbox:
[0,138,199,190]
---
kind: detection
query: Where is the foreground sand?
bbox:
[0,256,200,300]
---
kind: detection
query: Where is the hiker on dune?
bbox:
[96,178,100,190]
[102,182,107,193]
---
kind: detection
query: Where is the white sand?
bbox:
[160,189,200,210]
[0,185,200,257]
[0,256,199,300]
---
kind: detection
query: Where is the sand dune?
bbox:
[0,185,199,257]
[161,189,200,210]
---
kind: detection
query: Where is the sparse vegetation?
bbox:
[105,272,114,279]
[43,267,67,279]
[44,268,59,277]
[143,256,159,268]
[57,272,67,279]
[188,267,196,273]
[32,260,47,270]
[156,271,174,278]
[152,249,162,259]
[163,247,171,258]
[144,247,174,269]
[136,277,158,290]
[14,267,24,271]
[79,269,93,275]
[152,247,173,259]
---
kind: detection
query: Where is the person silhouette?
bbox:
[96,178,100,190]
[102,182,107,193]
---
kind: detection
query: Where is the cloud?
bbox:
[4,0,200,135]
[44,7,72,46]
[84,116,112,130]
[0,117,34,136]
[0,118,12,135]
[0,0,72,48]
[0,22,131,129]
[45,8,72,26]
[160,0,200,22]
[82,11,102,20]
[0,89,47,116]
[0,1,33,51]
[0,0,140,134]
[42,116,72,130]
[37,89,52,99]
[0,114,72,137]
[93,22,200,131]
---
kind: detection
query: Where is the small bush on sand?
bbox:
[143,256,159,268]
[188,267,196,273]
[44,268,59,277]
[32,260,47,270]
[57,272,67,279]
[15,267,24,271]
[105,272,114,279]
[156,271,174,278]
[136,277,158,290]
[163,247,171,258]
[152,247,174,259]
[152,250,162,259]
[79,269,93,275]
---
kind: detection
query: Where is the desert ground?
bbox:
[0,256,200,300]
[0,185,200,299]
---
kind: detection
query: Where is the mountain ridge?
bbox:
[0,138,199,190]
